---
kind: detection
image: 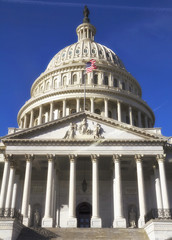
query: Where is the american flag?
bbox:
[86,59,97,73]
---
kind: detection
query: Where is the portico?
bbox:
[0,112,170,229]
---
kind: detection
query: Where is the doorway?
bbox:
[76,202,92,228]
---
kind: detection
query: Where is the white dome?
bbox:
[46,40,126,72]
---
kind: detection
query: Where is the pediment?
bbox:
[2,112,165,143]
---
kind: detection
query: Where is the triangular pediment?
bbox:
[2,112,166,143]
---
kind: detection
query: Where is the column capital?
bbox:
[156,154,166,162]
[91,154,99,162]
[47,154,56,162]
[4,154,13,162]
[135,154,144,162]
[10,160,16,169]
[113,154,122,163]
[25,154,34,162]
[69,154,77,162]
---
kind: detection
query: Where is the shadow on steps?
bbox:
[17,227,59,240]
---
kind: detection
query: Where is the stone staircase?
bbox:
[17,227,150,240]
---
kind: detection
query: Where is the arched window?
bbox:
[108,111,112,118]
[104,76,108,85]
[72,74,77,85]
[63,76,67,86]
[113,78,118,87]
[95,109,101,115]
[122,82,126,90]
[94,74,98,85]
[46,81,50,90]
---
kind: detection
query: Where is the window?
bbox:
[94,74,98,85]
[122,82,126,90]
[95,109,101,115]
[104,76,108,86]
[126,116,130,124]
[71,109,76,114]
[92,49,96,54]
[72,74,77,85]
[113,79,118,87]
[63,76,67,86]
[84,48,88,54]
[46,81,50,90]
[108,111,112,118]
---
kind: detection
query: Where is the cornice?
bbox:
[4,111,163,141]
[17,86,154,123]
[2,138,166,146]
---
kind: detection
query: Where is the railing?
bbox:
[0,208,23,223]
[145,208,172,223]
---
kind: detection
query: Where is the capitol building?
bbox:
[0,6,172,240]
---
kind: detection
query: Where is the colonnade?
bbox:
[20,97,152,129]
[0,153,170,228]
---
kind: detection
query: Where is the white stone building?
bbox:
[0,6,172,240]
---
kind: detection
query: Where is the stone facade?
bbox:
[0,7,172,240]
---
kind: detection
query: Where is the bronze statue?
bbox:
[83,6,90,23]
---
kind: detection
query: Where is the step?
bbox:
[17,227,150,240]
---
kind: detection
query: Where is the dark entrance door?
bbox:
[77,202,91,228]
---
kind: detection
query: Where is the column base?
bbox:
[138,217,145,228]
[67,217,77,228]
[144,219,172,240]
[23,217,31,227]
[113,217,126,228]
[42,217,53,228]
[91,217,102,228]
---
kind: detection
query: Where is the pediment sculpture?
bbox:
[64,118,104,139]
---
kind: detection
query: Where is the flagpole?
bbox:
[84,72,86,111]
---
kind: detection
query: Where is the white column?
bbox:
[138,111,142,128]
[11,175,19,210]
[23,114,27,128]
[135,154,146,227]
[113,154,126,228]
[63,99,66,117]
[49,102,54,121]
[38,105,43,125]
[67,154,77,227]
[156,154,170,217]
[21,154,34,226]
[56,170,60,227]
[45,112,49,123]
[129,106,133,125]
[29,110,34,128]
[91,154,102,228]
[104,98,108,118]
[76,98,80,113]
[0,155,11,214]
[90,98,94,113]
[5,161,16,215]
[153,165,163,211]
[117,101,121,122]
[42,154,55,227]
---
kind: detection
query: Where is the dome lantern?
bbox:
[76,6,96,42]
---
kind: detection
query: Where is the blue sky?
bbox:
[0,0,172,137]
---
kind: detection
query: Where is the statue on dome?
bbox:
[83,6,90,23]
